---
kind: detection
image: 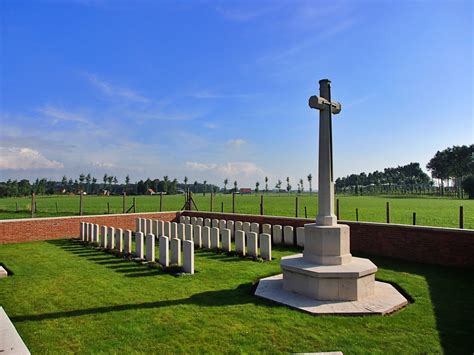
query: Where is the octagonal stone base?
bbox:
[281,254,377,301]
[255,274,408,315]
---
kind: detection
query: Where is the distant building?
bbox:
[239,188,252,195]
[146,188,156,195]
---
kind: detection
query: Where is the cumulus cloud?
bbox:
[0,147,64,170]
[185,161,264,177]
[226,139,246,148]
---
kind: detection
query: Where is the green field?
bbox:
[0,194,472,229]
[0,239,473,353]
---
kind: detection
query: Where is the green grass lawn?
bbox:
[0,193,472,229]
[0,239,473,353]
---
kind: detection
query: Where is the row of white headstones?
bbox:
[136,217,272,261]
[79,222,195,274]
[174,216,305,247]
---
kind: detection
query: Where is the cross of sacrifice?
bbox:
[308,79,342,226]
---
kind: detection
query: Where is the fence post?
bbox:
[413,212,416,225]
[79,192,83,216]
[336,198,340,220]
[221,202,224,213]
[304,206,307,219]
[133,197,136,213]
[107,202,110,214]
[356,208,359,222]
[386,202,390,223]
[160,192,163,212]
[459,206,464,229]
[260,195,264,215]
[232,192,235,213]
[122,192,126,213]
[295,196,299,218]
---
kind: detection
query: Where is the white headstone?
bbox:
[226,220,235,238]
[235,221,243,231]
[170,222,178,239]
[136,232,144,259]
[146,219,153,236]
[284,226,294,245]
[221,228,231,252]
[115,228,123,252]
[140,218,147,235]
[185,216,191,225]
[262,223,271,235]
[94,224,100,243]
[146,233,155,262]
[212,219,219,228]
[197,217,204,226]
[250,222,259,234]
[179,215,186,224]
[124,230,132,254]
[202,226,211,248]
[243,222,251,235]
[204,218,211,227]
[183,240,194,274]
[259,233,272,260]
[80,222,86,241]
[219,219,226,231]
[163,221,171,238]
[210,227,220,249]
[247,232,258,257]
[107,226,115,249]
[159,235,169,267]
[185,223,193,241]
[152,220,159,236]
[296,227,305,247]
[170,238,181,265]
[136,218,142,233]
[235,230,246,256]
[193,225,202,248]
[272,225,283,244]
[157,220,164,237]
[191,217,197,226]
[100,225,107,248]
[177,223,185,240]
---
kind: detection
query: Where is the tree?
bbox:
[203,180,207,196]
[224,178,228,193]
[265,176,269,192]
[255,181,260,193]
[307,174,313,195]
[79,173,85,191]
[286,177,291,193]
[275,179,282,192]
[91,177,97,194]
[184,176,188,192]
[299,178,304,193]
[103,174,108,191]
[233,180,238,192]
[193,180,198,193]
[461,176,474,199]
[61,176,67,192]
[85,173,91,193]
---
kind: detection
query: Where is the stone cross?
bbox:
[309,79,341,226]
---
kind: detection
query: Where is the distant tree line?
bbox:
[335,162,432,195]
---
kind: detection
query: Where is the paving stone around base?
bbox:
[0,307,30,354]
[0,266,7,278]
[255,274,408,315]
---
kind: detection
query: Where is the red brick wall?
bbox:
[182,211,474,268]
[0,212,178,244]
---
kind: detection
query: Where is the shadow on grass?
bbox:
[356,253,474,355]
[10,282,267,323]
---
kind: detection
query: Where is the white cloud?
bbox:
[84,72,150,103]
[185,161,264,177]
[37,105,91,125]
[0,147,64,170]
[89,161,117,169]
[226,139,246,148]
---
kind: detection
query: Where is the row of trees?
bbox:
[220,175,315,194]
[426,144,473,198]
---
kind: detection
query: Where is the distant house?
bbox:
[239,188,252,195]
[146,188,156,195]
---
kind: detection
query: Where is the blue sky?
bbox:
[1,0,472,188]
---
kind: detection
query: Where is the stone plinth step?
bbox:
[0,307,30,354]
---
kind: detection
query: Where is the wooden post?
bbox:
[336,198,340,220]
[356,208,359,222]
[386,202,390,223]
[295,196,299,218]
[122,192,126,213]
[79,192,83,216]
[413,212,416,225]
[210,193,213,212]
[107,202,110,214]
[221,202,224,213]
[304,206,307,219]
[260,195,264,215]
[31,193,36,217]
[133,197,136,213]
[232,192,235,213]
[459,206,464,229]
[160,192,163,212]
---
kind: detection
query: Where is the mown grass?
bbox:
[0,239,473,353]
[0,193,472,229]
